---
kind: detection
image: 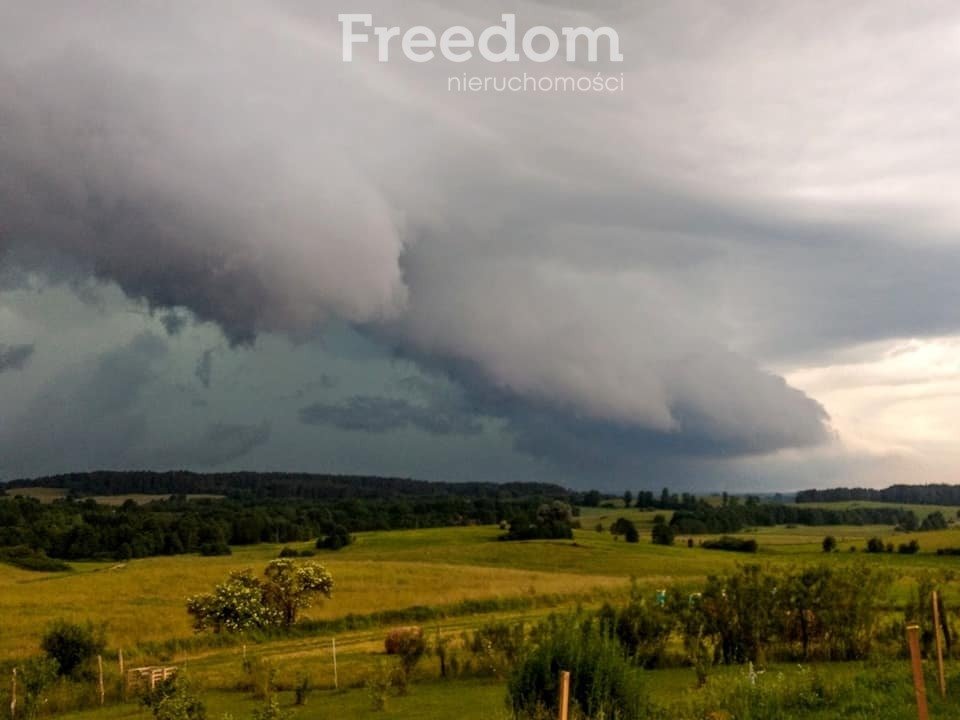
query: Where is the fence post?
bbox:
[118,648,124,676]
[932,591,946,698]
[907,624,929,720]
[332,637,339,690]
[97,655,105,705]
[558,670,570,720]
[10,668,16,720]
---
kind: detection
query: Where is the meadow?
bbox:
[5,498,960,719]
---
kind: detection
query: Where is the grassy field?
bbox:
[5,502,960,718]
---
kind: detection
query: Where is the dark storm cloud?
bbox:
[195,349,214,389]
[9,0,960,483]
[0,333,166,476]
[299,395,483,436]
[0,343,34,373]
[147,422,271,468]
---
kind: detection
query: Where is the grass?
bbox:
[8,507,960,718]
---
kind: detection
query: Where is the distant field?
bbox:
[6,508,960,718]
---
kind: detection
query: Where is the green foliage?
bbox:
[898,539,920,554]
[142,677,207,720]
[40,619,105,677]
[15,656,60,719]
[509,613,648,720]
[317,524,352,550]
[821,535,836,553]
[250,696,291,720]
[262,558,334,626]
[187,570,280,633]
[599,597,673,668]
[920,510,948,530]
[187,560,333,632]
[500,502,575,541]
[651,519,675,546]
[0,546,72,572]
[865,537,885,553]
[701,536,757,553]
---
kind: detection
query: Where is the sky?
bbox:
[1,0,959,492]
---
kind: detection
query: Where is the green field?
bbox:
[5,505,960,719]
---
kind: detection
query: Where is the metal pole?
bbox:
[907,624,929,720]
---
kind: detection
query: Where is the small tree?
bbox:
[142,676,207,720]
[821,536,837,553]
[317,525,352,550]
[40,620,105,677]
[187,560,333,632]
[865,537,885,553]
[262,559,334,627]
[187,570,279,633]
[651,521,675,546]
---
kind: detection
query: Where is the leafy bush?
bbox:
[500,502,575,541]
[866,537,885,553]
[701,536,757,553]
[141,676,206,720]
[317,524,353,550]
[41,620,106,677]
[651,519,675,546]
[0,546,72,572]
[15,656,60,719]
[898,540,920,554]
[187,560,333,632]
[508,613,648,720]
[821,536,837,553]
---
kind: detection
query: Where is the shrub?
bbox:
[865,537,885,553]
[651,521,675,546]
[141,677,206,720]
[0,546,72,572]
[278,547,299,558]
[317,525,352,551]
[15,656,60,719]
[509,614,648,720]
[251,696,290,720]
[41,620,106,677]
[898,540,920,554]
[701,537,757,553]
[821,536,837,553]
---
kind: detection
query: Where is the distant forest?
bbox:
[1,472,956,564]
[795,483,960,506]
[0,471,572,562]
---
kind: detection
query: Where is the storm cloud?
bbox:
[0,343,34,373]
[4,1,959,485]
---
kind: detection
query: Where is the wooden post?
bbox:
[332,637,338,690]
[118,648,124,676]
[557,670,570,720]
[97,655,105,705]
[10,668,16,720]
[907,624,929,720]
[932,591,946,698]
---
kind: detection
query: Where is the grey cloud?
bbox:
[0,333,166,477]
[0,344,34,373]
[9,0,960,482]
[148,421,271,468]
[195,348,214,389]
[300,395,483,436]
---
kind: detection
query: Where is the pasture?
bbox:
[5,501,960,718]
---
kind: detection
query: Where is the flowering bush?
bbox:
[187,561,333,632]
